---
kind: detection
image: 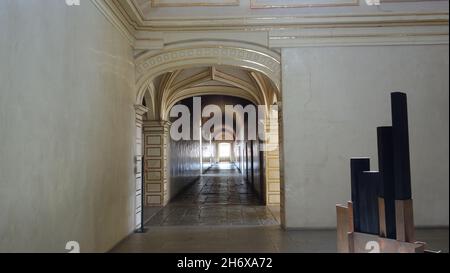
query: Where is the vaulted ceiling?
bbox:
[142,65,278,120]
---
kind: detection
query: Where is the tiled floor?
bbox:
[112,163,449,253]
[173,163,259,206]
[145,163,279,227]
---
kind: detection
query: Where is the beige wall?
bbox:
[0,0,136,252]
[282,45,449,228]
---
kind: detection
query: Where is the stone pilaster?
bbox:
[263,115,281,206]
[143,120,171,206]
[277,102,286,228]
[134,104,149,229]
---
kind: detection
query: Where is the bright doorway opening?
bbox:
[218,142,231,163]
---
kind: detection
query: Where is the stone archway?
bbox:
[134,41,284,227]
[135,41,281,105]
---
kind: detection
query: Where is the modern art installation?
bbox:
[336,92,427,253]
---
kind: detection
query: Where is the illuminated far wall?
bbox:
[218,142,231,162]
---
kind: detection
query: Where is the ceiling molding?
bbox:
[151,0,240,7]
[97,0,449,30]
[269,24,449,47]
[130,12,449,31]
[250,0,360,9]
[91,0,136,45]
[93,0,449,49]
[110,0,449,31]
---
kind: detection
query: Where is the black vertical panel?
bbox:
[350,158,371,232]
[358,171,381,235]
[250,140,255,187]
[391,92,412,200]
[245,142,249,181]
[259,150,265,205]
[377,126,397,239]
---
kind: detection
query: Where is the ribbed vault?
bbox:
[142,65,279,121]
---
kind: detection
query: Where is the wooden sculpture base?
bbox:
[395,199,416,243]
[349,232,425,253]
[336,202,353,253]
[336,201,424,253]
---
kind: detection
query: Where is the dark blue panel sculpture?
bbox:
[377,126,397,239]
[350,158,370,232]
[391,92,412,200]
[357,171,380,235]
[339,92,416,250]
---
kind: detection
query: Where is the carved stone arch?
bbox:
[249,72,270,112]
[135,41,281,105]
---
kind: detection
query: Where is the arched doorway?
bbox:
[133,41,283,229]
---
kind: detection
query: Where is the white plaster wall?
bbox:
[0,0,136,252]
[282,45,449,228]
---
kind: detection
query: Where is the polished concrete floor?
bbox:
[112,163,449,253]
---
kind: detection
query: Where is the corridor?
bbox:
[146,163,279,227]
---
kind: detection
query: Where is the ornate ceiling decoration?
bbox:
[102,0,448,31]
[92,0,448,49]
[141,66,278,120]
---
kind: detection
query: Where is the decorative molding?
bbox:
[269,25,449,47]
[151,0,240,7]
[101,0,449,30]
[143,120,171,206]
[130,13,449,32]
[93,0,449,48]
[250,0,359,9]
[135,42,282,102]
[91,0,136,45]
[134,104,150,116]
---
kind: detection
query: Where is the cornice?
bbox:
[151,0,240,7]
[92,0,449,48]
[91,0,136,45]
[134,104,150,115]
[269,24,449,47]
